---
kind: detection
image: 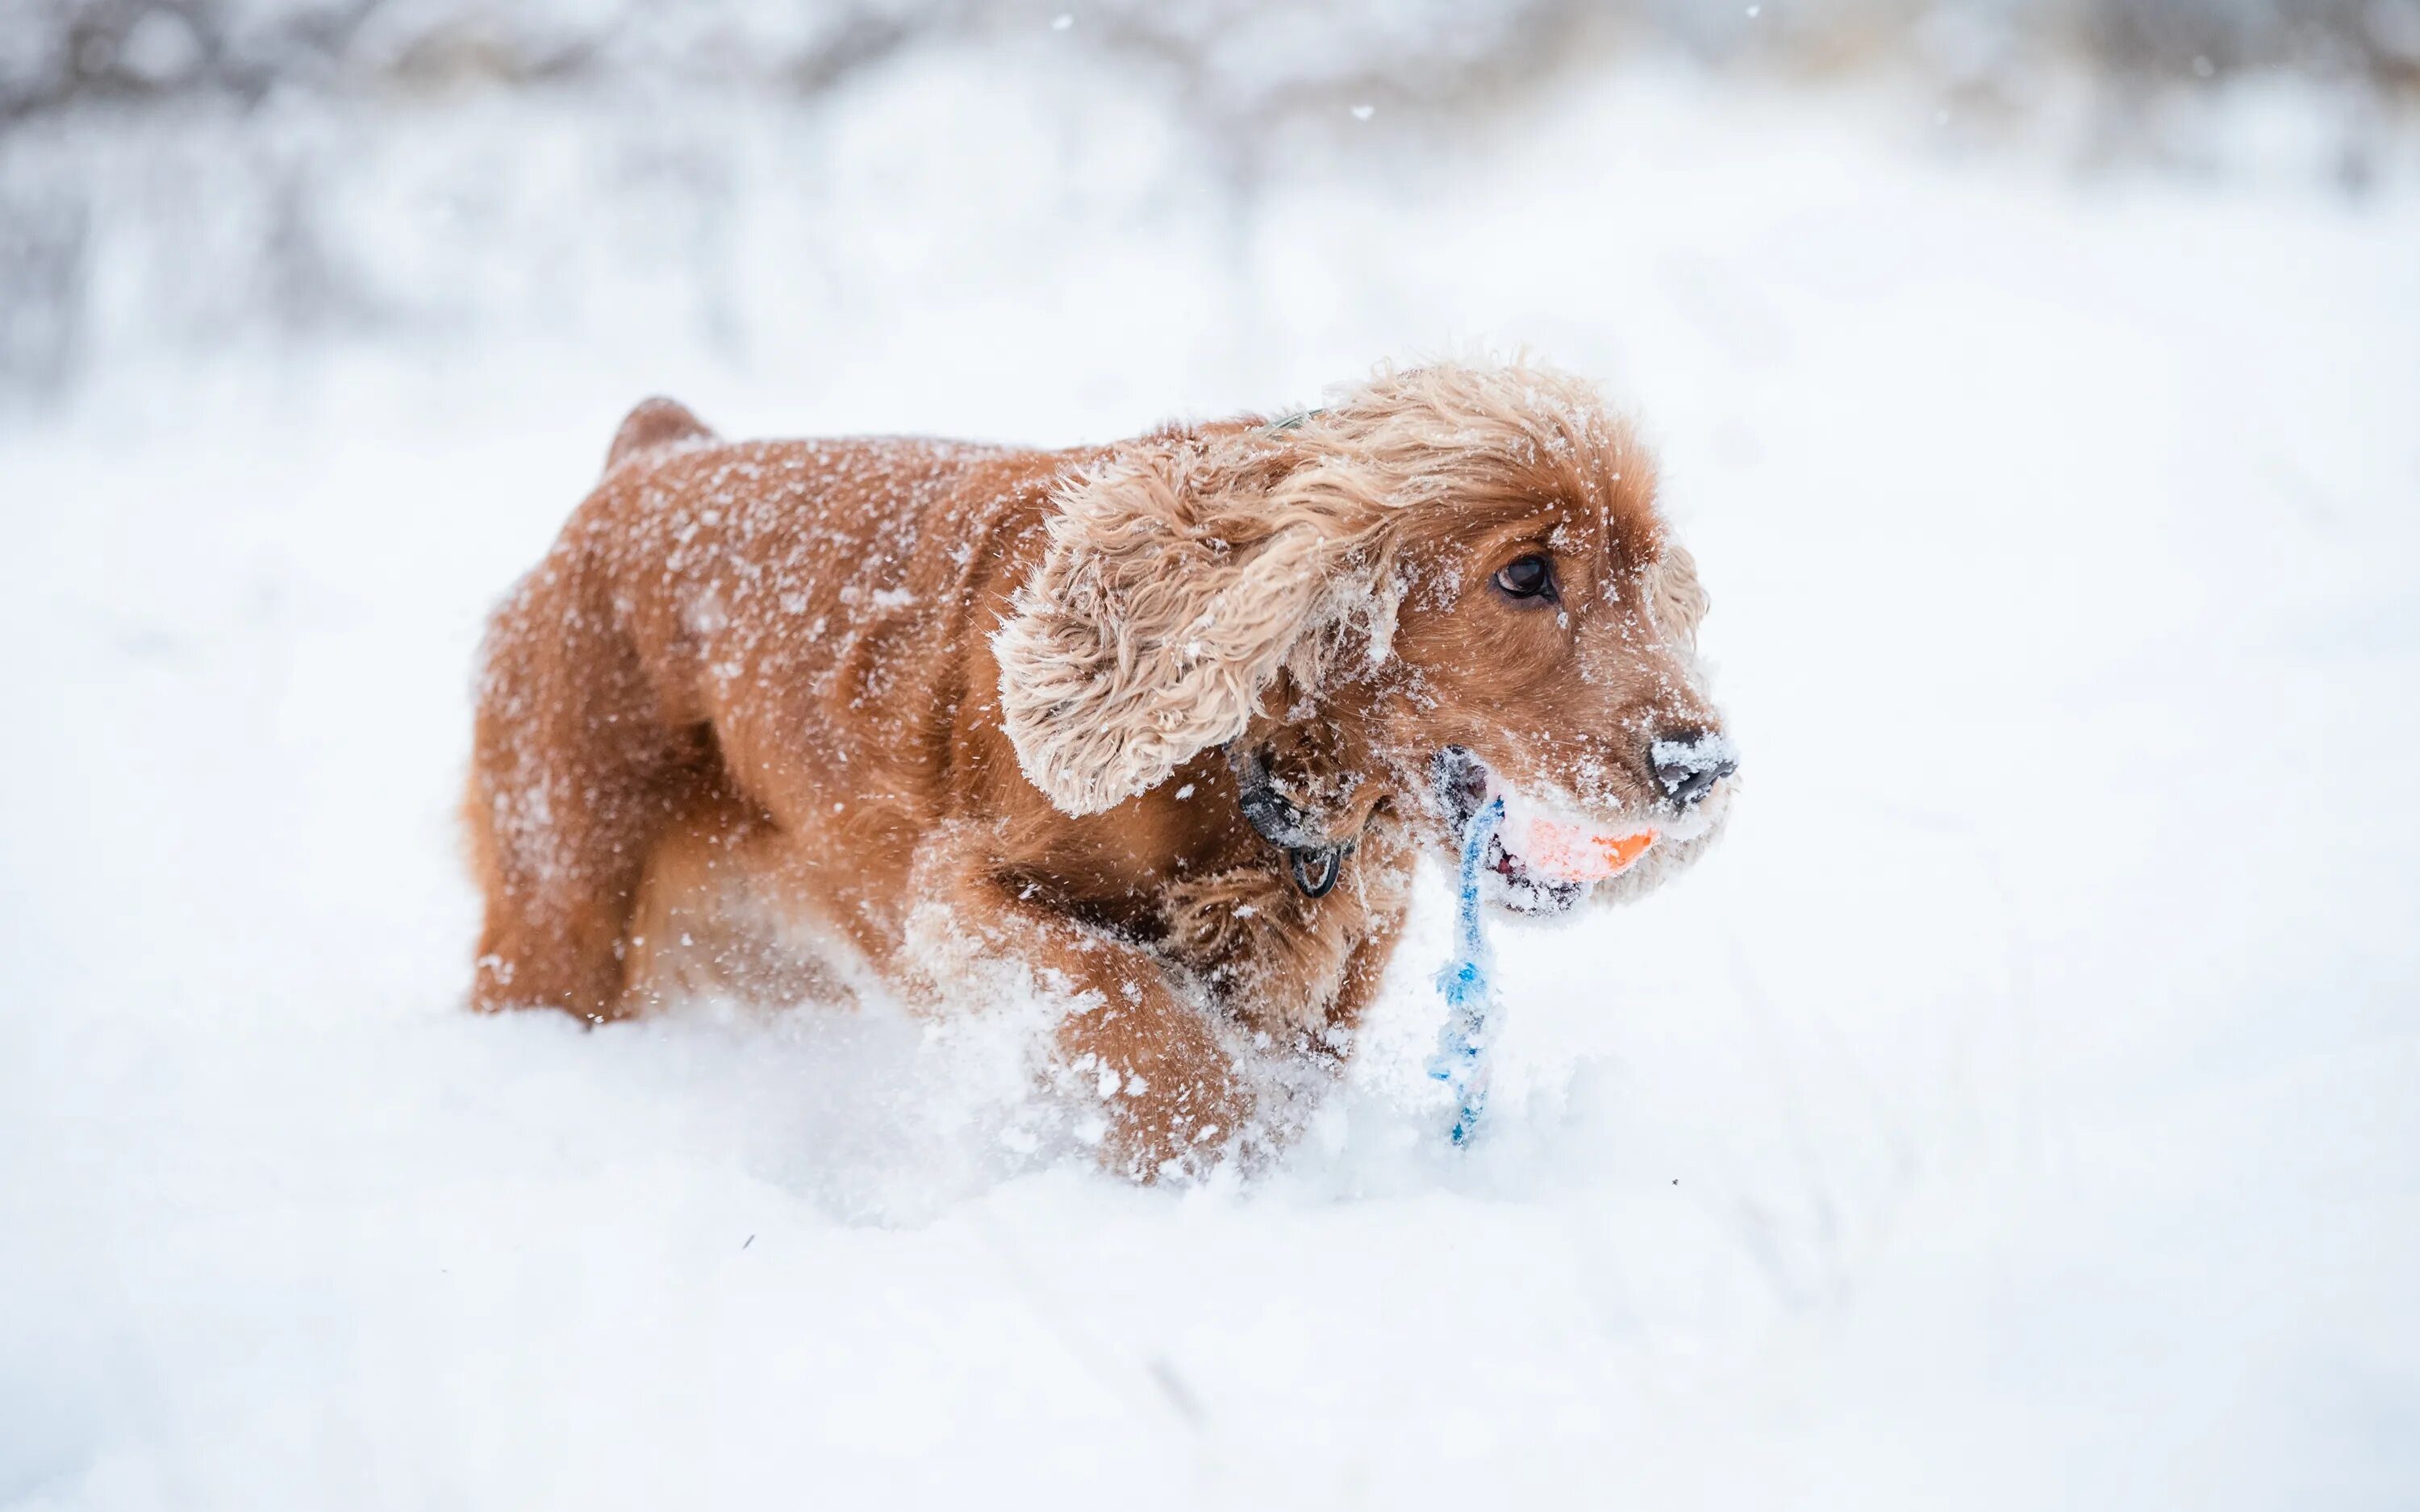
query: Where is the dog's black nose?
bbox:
[1650,728,1737,809]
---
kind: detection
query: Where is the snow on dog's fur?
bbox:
[465,360,1735,1178]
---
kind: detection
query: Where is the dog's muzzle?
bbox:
[1429,746,1683,916]
[1650,728,1738,810]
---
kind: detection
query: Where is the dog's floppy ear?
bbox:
[994,428,1392,816]
[1646,541,1708,654]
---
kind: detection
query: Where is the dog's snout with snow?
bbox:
[1650,726,1738,811]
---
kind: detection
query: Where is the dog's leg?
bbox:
[1056,959,1248,1181]
[912,855,1248,1181]
[465,573,701,1020]
[1308,918,1405,1068]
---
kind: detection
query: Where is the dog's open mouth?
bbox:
[1432,748,1660,916]
[1481,832,1590,915]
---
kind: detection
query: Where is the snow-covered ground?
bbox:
[4,49,2418,1510]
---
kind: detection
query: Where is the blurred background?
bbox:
[3,0,2417,407]
[3,4,2416,1509]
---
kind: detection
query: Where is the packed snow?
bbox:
[4,47,2418,1510]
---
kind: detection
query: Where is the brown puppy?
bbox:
[465,362,1735,1177]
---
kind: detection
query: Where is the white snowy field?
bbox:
[4,49,2419,1510]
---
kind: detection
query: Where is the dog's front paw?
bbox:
[1064,1048,1248,1184]
[1105,1106,1245,1185]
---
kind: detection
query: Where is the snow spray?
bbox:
[1426,794,1505,1145]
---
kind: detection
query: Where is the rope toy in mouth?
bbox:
[1426,794,1506,1145]
[1425,789,1660,1144]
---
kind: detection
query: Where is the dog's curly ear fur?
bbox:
[995,361,1650,815]
[1647,542,1709,654]
[994,430,1393,817]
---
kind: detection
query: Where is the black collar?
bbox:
[1229,743,1355,899]
[1287,844,1348,898]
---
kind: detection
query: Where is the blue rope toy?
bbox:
[1427,794,1505,1146]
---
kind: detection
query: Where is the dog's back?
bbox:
[465,401,1058,1017]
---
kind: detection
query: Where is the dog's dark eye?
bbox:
[1493,553,1556,602]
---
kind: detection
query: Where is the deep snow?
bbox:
[4,52,2418,1510]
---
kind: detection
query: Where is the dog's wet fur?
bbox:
[465,362,1734,1177]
